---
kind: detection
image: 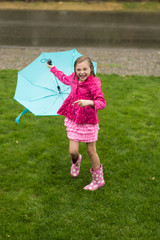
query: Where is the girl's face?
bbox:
[75,60,91,82]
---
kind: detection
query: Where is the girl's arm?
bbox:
[73,79,106,110]
[47,63,72,85]
[90,78,106,111]
[73,100,94,107]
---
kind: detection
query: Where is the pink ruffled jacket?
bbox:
[50,66,106,124]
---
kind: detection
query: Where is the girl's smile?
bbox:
[75,60,91,82]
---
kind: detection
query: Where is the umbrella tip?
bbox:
[15,108,29,124]
[15,117,20,124]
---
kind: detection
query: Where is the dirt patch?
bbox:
[0,46,159,76]
[0,1,159,12]
[0,2,123,11]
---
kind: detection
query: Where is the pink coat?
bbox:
[50,66,106,124]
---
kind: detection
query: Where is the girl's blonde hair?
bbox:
[74,56,96,77]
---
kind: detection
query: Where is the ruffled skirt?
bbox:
[64,117,99,143]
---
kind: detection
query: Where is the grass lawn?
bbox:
[0,69,160,239]
[0,1,160,12]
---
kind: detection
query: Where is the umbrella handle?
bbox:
[40,58,52,65]
[47,59,52,65]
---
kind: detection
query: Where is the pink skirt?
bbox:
[64,117,99,143]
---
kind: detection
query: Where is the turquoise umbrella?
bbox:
[14,49,97,124]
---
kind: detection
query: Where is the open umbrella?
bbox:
[14,49,97,124]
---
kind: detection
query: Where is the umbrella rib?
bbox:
[59,49,76,92]
[61,92,69,96]
[34,83,58,94]
[20,72,58,94]
[50,73,65,95]
[43,95,60,114]
[29,93,58,102]
[16,94,58,102]
[61,94,65,102]
[50,72,59,89]
[61,86,71,93]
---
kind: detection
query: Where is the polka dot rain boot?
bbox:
[84,164,105,191]
[70,154,82,177]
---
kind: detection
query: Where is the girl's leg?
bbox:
[86,142,100,170]
[69,140,79,162]
[84,141,105,191]
[69,140,82,177]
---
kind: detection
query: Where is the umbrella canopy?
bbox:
[14,49,97,123]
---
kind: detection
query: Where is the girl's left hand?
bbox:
[73,100,94,107]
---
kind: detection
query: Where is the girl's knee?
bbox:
[69,140,79,159]
[69,150,79,159]
[87,146,97,158]
[87,142,96,152]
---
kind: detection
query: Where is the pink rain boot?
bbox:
[70,154,82,177]
[84,164,105,191]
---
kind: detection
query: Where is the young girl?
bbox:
[47,56,106,191]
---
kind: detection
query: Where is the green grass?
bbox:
[0,70,160,240]
[0,1,160,12]
[123,1,160,12]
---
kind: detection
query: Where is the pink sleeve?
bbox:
[90,78,106,111]
[50,66,73,85]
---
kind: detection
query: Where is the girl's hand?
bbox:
[73,100,94,107]
[46,62,55,69]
